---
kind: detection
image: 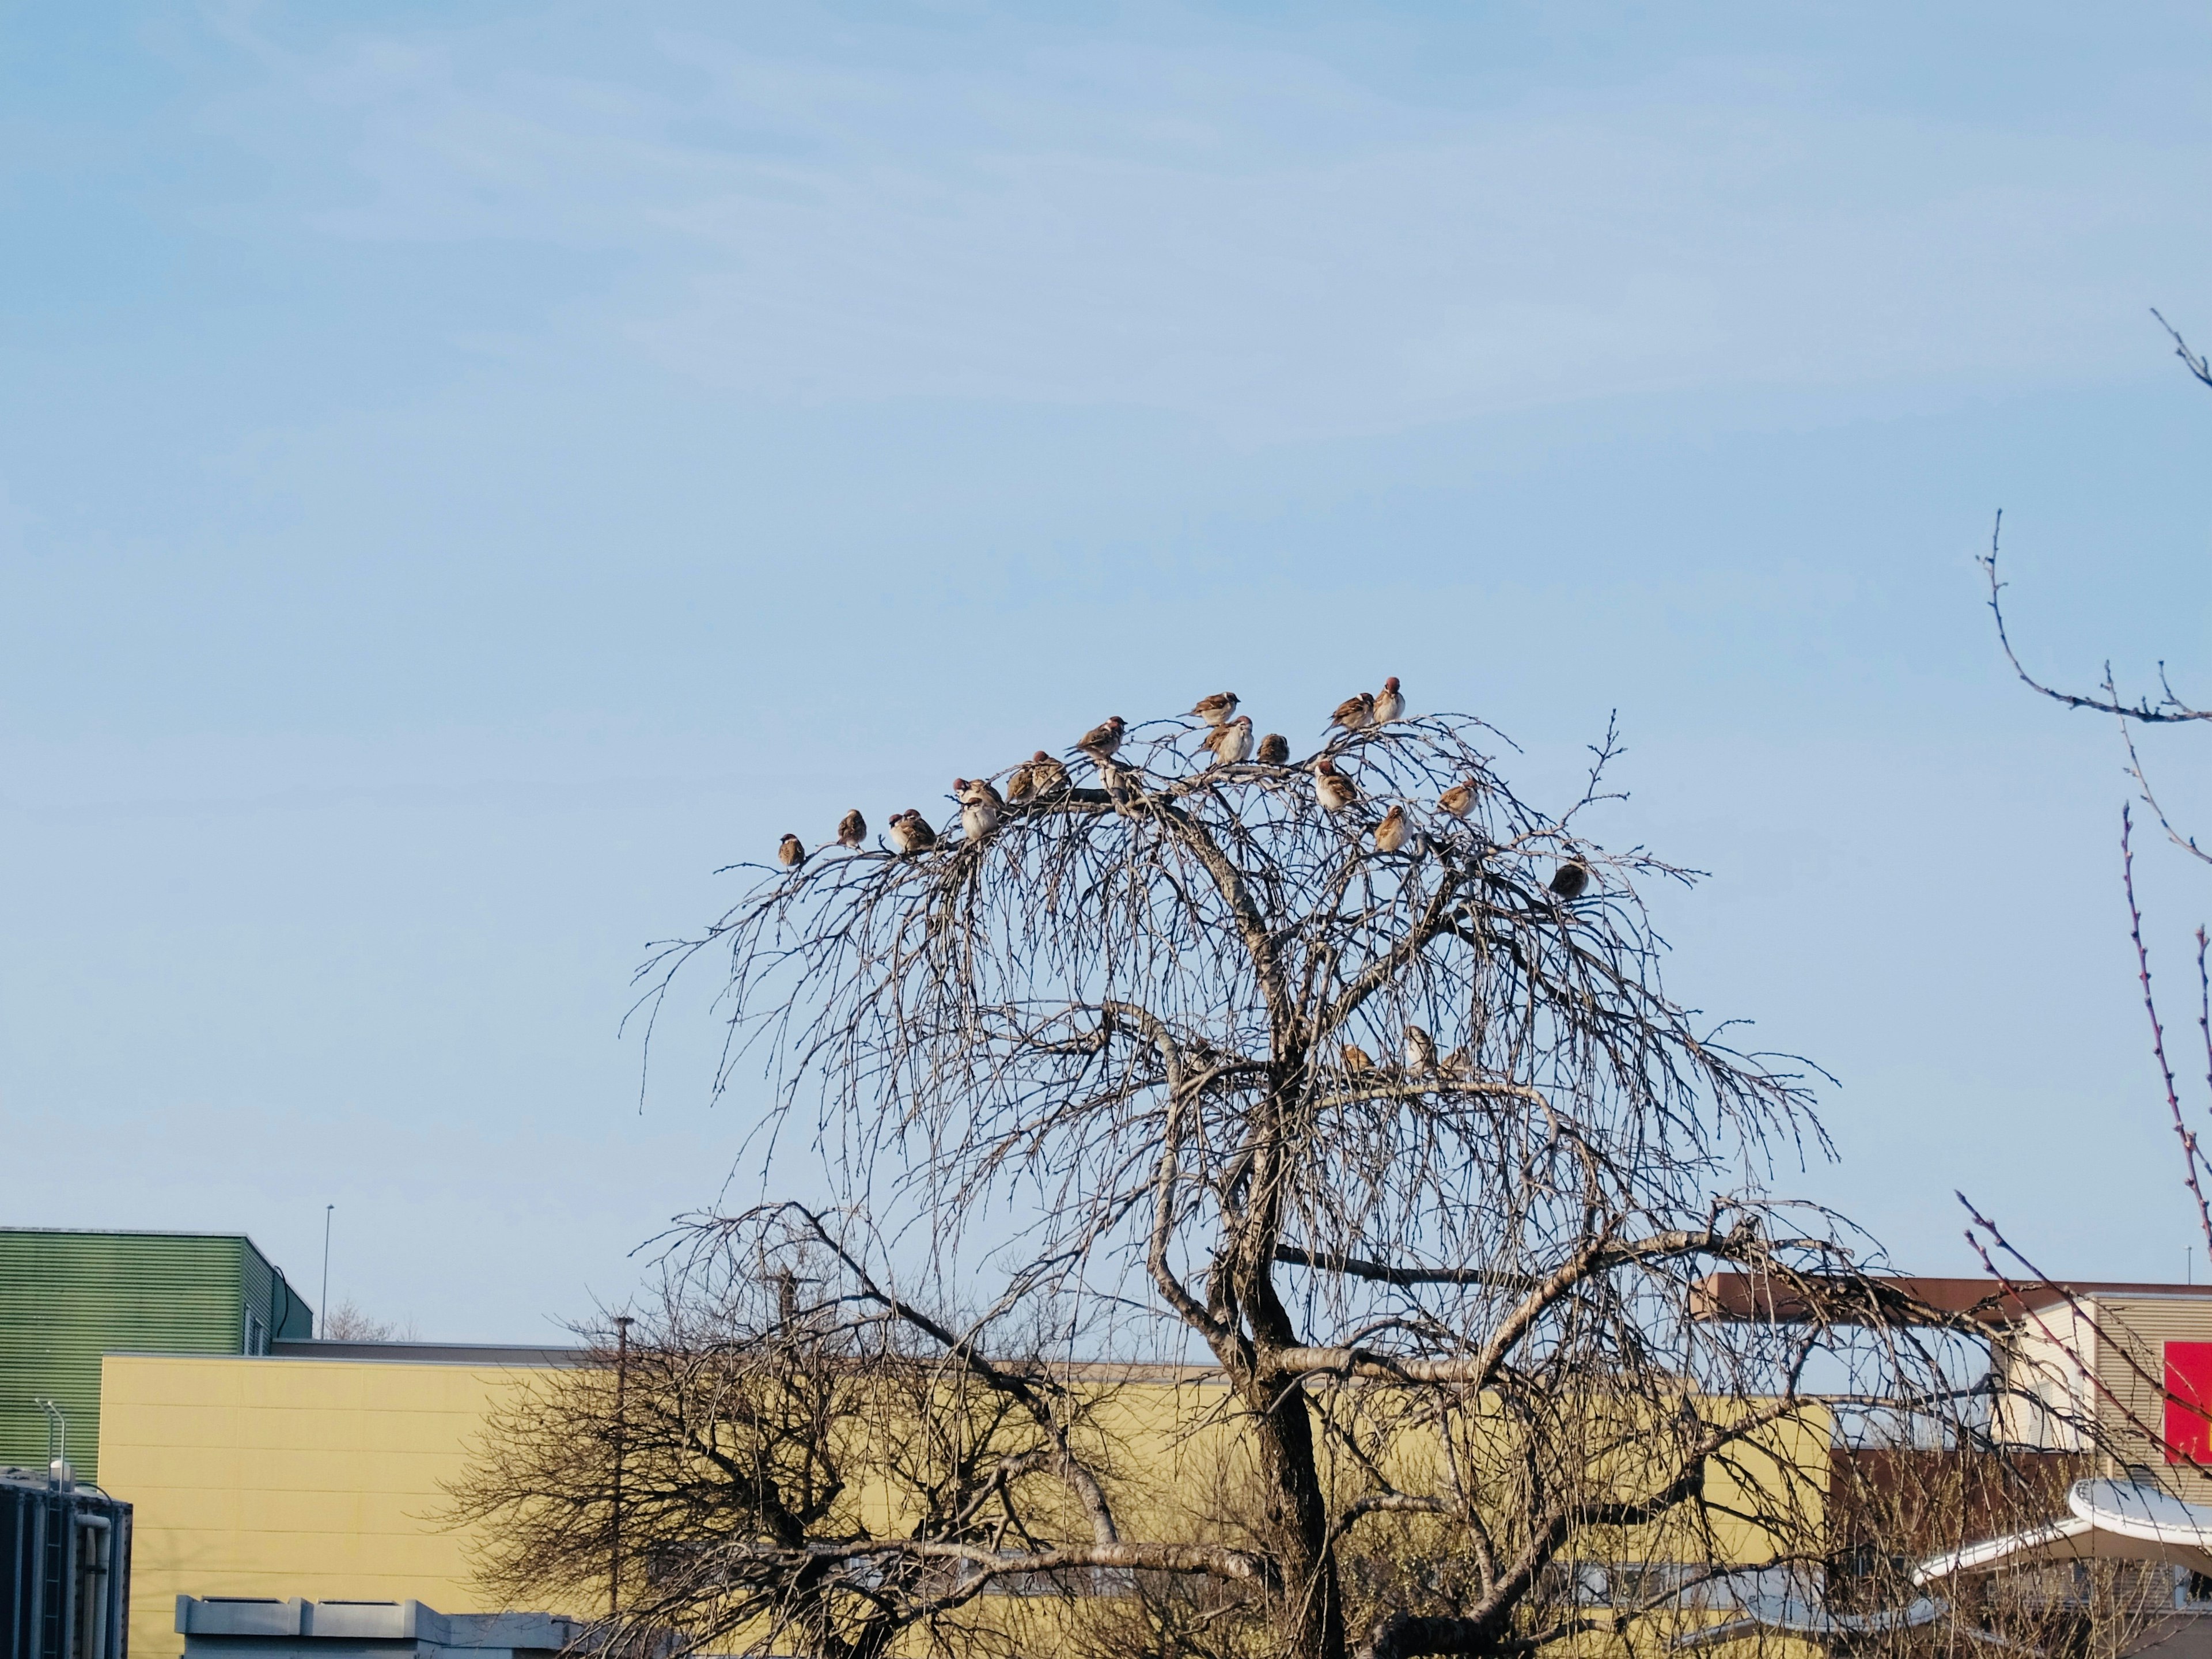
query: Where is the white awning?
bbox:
[1675,1594,1946,1648]
[1915,1478,2212,1584]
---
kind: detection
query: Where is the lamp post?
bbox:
[611,1315,633,1619]
[320,1206,334,1334]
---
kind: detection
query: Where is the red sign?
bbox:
[2166,1342,2212,1463]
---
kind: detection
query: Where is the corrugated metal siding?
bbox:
[270,1266,313,1341]
[0,1233,250,1485]
[2088,1295,2212,1502]
[238,1246,313,1346]
[242,1252,273,1352]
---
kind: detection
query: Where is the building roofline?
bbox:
[1694,1271,2212,1327]
[268,1339,588,1366]
[118,1343,1238,1378]
[2,1225,263,1242]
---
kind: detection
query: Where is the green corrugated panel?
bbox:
[242,1248,272,1349]
[0,1231,255,1485]
[271,1265,313,1339]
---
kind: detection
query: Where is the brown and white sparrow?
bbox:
[889,811,938,855]
[1404,1024,1437,1074]
[1199,714,1254,768]
[1190,691,1240,728]
[1312,756,1358,812]
[837,809,867,848]
[1330,691,1376,733]
[1339,1041,1374,1073]
[1373,804,1410,854]
[1548,859,1590,900]
[1256,732,1290,765]
[955,777,1003,841]
[1077,716,1127,760]
[1008,751,1069,802]
[1372,675,1405,724]
[1440,1045,1473,1080]
[1437,781,1476,819]
[777,834,806,870]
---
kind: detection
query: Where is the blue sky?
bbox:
[5,2,2211,1339]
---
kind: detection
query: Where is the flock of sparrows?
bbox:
[774,675,1590,901]
[1339,1024,1478,1080]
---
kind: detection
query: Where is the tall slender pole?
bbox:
[320,1206,335,1334]
[611,1315,633,1619]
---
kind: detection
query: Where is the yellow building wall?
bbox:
[99,1354,570,1659]
[97,1353,1830,1659]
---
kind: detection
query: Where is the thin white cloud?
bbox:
[215,10,2212,441]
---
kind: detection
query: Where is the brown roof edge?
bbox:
[1691,1272,2212,1327]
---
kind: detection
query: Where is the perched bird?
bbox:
[1339,1041,1374,1073]
[1372,676,1406,724]
[1190,691,1240,728]
[1440,1045,1473,1080]
[1312,756,1358,812]
[955,777,1003,842]
[1437,780,1476,819]
[889,811,938,855]
[837,809,867,849]
[1404,1024,1437,1075]
[1077,716,1127,762]
[1373,804,1410,854]
[777,834,806,871]
[1330,691,1376,733]
[1007,752,1060,802]
[1200,714,1254,768]
[1548,859,1590,900]
[1256,732,1290,765]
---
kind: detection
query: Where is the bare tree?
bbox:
[608,703,2024,1659]
[1959,312,2212,1644]
[1977,308,2212,1260]
[319,1298,418,1341]
[444,1232,1140,1659]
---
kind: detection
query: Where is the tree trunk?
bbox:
[1244,1359,1346,1659]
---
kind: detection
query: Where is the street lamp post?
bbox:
[320,1206,334,1334]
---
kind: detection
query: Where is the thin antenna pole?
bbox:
[320,1206,335,1332]
[611,1315,633,1619]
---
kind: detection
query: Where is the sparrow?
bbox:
[1199,715,1254,768]
[1031,751,1071,796]
[889,811,938,855]
[1373,804,1410,854]
[777,834,806,871]
[1437,781,1476,819]
[1256,732,1290,765]
[1339,1041,1374,1073]
[1190,692,1240,728]
[1440,1046,1473,1080]
[1330,691,1376,733]
[1548,859,1590,900]
[955,777,1003,842]
[1404,1024,1437,1075]
[1312,756,1358,812]
[837,809,867,848]
[1372,676,1405,724]
[1077,716,1127,762]
[1009,751,1067,802]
